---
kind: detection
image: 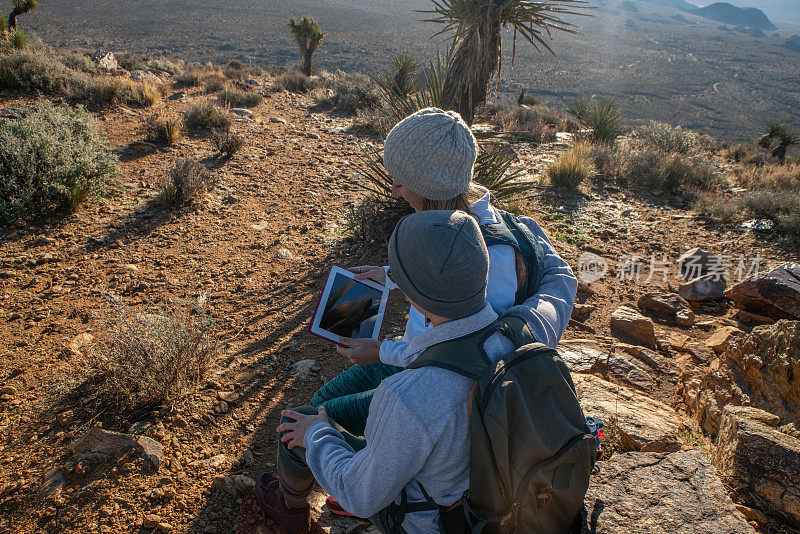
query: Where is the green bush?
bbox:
[0,49,87,92]
[273,69,321,93]
[0,102,118,222]
[547,143,596,190]
[313,72,380,114]
[183,102,231,133]
[217,84,263,108]
[9,29,27,49]
[60,52,99,74]
[631,121,696,154]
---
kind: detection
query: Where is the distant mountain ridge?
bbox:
[645,0,778,30]
[694,3,777,30]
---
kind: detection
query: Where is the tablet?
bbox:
[309,266,389,345]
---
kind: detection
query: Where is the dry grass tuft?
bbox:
[183,102,231,133]
[211,131,244,157]
[95,302,217,409]
[143,114,182,146]
[547,143,596,190]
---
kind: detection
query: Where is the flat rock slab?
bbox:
[558,340,607,373]
[715,405,800,525]
[575,374,684,452]
[69,427,164,471]
[724,263,800,320]
[584,449,755,534]
[611,306,657,348]
[680,274,727,301]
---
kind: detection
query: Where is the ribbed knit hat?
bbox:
[388,210,489,319]
[383,108,478,201]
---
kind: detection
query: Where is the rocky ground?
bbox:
[1,70,799,534]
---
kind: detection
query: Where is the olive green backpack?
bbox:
[407,317,595,534]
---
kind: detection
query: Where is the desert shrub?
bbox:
[346,108,385,136]
[485,102,579,138]
[223,60,248,81]
[738,164,800,191]
[183,102,231,133]
[96,303,217,409]
[570,99,626,144]
[726,142,765,165]
[202,73,228,92]
[211,131,244,157]
[0,49,87,92]
[0,102,118,222]
[176,67,201,87]
[691,192,740,225]
[274,69,321,93]
[8,29,27,49]
[79,77,161,108]
[116,52,146,71]
[143,114,182,145]
[313,71,380,114]
[249,64,264,76]
[147,58,182,75]
[341,196,410,246]
[158,159,216,205]
[217,84,263,108]
[60,52,98,74]
[547,143,596,190]
[631,121,696,154]
[588,143,623,180]
[619,149,721,192]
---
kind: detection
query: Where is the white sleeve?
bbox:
[379,339,413,367]
[502,216,577,348]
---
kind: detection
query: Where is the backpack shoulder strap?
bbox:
[496,315,538,348]
[407,320,499,380]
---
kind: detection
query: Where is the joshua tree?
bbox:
[8,0,37,29]
[422,0,589,124]
[759,122,798,162]
[288,15,324,76]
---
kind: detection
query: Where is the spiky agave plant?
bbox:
[9,0,37,29]
[288,15,324,76]
[759,121,790,149]
[421,0,590,125]
[772,129,799,163]
[385,53,421,99]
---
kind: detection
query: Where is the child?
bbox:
[311,108,577,437]
[255,210,521,534]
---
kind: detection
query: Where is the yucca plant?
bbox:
[759,121,790,149]
[372,53,446,130]
[0,14,8,39]
[572,99,625,144]
[9,0,37,29]
[8,27,24,49]
[773,129,799,163]
[421,0,589,125]
[384,53,421,99]
[288,15,324,76]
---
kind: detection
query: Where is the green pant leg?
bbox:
[311,363,403,435]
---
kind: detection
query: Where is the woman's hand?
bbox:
[349,266,386,286]
[336,337,380,366]
[276,406,329,449]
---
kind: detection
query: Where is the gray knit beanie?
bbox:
[388,210,489,320]
[383,108,478,201]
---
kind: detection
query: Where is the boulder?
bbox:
[92,51,118,70]
[705,325,744,354]
[724,263,800,321]
[69,427,164,471]
[129,70,161,84]
[610,305,657,348]
[574,374,684,452]
[638,292,695,326]
[557,340,605,373]
[715,405,800,526]
[677,247,715,279]
[583,449,755,533]
[679,320,800,435]
[679,274,727,301]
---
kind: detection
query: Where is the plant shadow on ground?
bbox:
[184,235,408,534]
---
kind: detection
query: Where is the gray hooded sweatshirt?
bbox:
[303,304,515,533]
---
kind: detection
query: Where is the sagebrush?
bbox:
[313,71,380,114]
[184,102,231,132]
[158,159,216,205]
[212,131,244,157]
[96,303,217,409]
[0,102,118,222]
[217,84,263,108]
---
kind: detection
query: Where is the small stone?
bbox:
[120,264,139,274]
[571,303,596,320]
[229,108,253,117]
[242,450,254,466]
[216,391,239,403]
[275,248,293,261]
[269,117,288,124]
[706,326,744,354]
[143,514,161,529]
[307,132,321,139]
[679,274,727,302]
[291,359,317,380]
[57,410,73,427]
[231,475,256,495]
[0,386,17,396]
[214,401,229,414]
[68,333,94,357]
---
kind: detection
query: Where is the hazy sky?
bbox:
[692,0,800,26]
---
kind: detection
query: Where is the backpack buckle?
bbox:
[536,488,552,510]
[500,501,521,527]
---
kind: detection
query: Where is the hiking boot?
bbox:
[325,496,358,518]
[254,473,310,534]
